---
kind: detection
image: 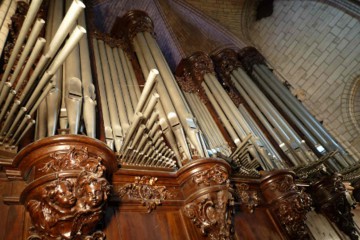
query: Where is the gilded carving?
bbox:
[116,176,174,212]
[234,183,259,213]
[193,164,229,186]
[183,186,234,240]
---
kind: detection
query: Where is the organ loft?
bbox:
[0,0,359,239]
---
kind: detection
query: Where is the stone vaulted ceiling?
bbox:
[89,0,251,70]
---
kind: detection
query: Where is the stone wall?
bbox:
[250,0,360,158]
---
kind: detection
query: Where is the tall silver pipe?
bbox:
[204,74,246,140]
[92,38,113,149]
[139,32,204,157]
[0,37,46,122]
[104,43,129,132]
[112,47,133,121]
[97,39,123,151]
[116,48,135,120]
[202,82,241,146]
[121,50,140,106]
[0,18,45,106]
[232,70,309,164]
[0,0,43,93]
[257,65,344,153]
[78,10,96,137]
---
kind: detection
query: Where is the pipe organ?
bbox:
[0,1,359,240]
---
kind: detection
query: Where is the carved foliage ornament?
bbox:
[193,164,229,186]
[26,147,111,240]
[183,183,235,240]
[234,183,259,213]
[116,176,174,212]
[268,175,297,193]
[238,47,265,73]
[211,48,242,85]
[273,190,312,239]
[123,10,154,40]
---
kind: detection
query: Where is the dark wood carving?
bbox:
[181,160,235,240]
[115,176,175,212]
[309,173,358,240]
[238,47,266,73]
[13,135,116,240]
[234,183,260,213]
[260,170,312,239]
[183,186,234,240]
[122,10,154,41]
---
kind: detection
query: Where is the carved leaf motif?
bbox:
[116,176,174,212]
[234,183,260,213]
[274,191,312,239]
[183,190,234,240]
[39,147,105,177]
[193,165,229,186]
[268,175,296,193]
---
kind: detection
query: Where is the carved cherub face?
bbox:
[83,182,104,208]
[53,180,76,208]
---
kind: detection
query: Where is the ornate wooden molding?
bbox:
[211,48,242,85]
[115,176,175,212]
[310,173,358,240]
[260,170,312,239]
[234,183,259,213]
[238,47,266,73]
[122,10,154,40]
[183,183,234,240]
[13,135,116,240]
[193,164,229,186]
[175,51,215,103]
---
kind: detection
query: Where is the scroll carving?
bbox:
[234,183,259,213]
[183,185,234,240]
[193,164,228,186]
[116,176,174,212]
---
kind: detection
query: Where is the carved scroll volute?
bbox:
[238,47,266,74]
[310,173,358,240]
[180,158,234,240]
[13,135,117,240]
[260,170,312,240]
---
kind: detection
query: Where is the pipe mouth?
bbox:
[38,37,46,43]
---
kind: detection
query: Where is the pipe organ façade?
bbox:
[0,1,359,240]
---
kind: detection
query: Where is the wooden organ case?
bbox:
[0,1,359,240]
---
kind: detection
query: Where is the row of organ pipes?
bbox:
[0,2,357,173]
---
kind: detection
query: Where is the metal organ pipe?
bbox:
[104,43,129,133]
[78,10,96,138]
[0,0,43,93]
[140,32,205,158]
[92,38,114,150]
[255,65,352,167]
[97,39,123,151]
